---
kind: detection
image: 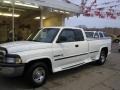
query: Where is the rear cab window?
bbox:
[85,32,94,38]
[99,32,104,38]
[94,32,99,38]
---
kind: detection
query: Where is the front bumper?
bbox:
[0,63,24,77]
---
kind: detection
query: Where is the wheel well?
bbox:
[24,58,53,74]
[101,47,108,57]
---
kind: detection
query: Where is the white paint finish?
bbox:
[0,27,111,73]
[0,41,52,53]
[88,38,111,60]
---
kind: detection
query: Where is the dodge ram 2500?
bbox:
[0,27,111,87]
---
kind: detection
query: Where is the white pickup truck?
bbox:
[0,27,111,87]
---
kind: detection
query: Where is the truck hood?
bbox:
[0,41,52,53]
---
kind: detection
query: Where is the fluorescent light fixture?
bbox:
[53,10,59,12]
[15,2,39,8]
[34,17,40,19]
[42,17,46,19]
[3,0,39,8]
[65,12,70,14]
[0,12,20,17]
[60,11,64,13]
[34,16,46,20]
[3,0,11,4]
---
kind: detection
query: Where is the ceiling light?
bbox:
[15,2,39,8]
[34,16,46,20]
[53,10,59,12]
[34,17,40,19]
[3,0,39,8]
[65,12,70,14]
[0,12,20,17]
[42,17,46,19]
[60,11,64,13]
[3,0,11,4]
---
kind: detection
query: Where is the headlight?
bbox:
[6,57,22,64]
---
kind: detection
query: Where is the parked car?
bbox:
[109,34,120,43]
[0,27,111,87]
[117,35,120,42]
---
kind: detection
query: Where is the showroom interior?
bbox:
[0,0,80,43]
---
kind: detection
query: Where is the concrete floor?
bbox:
[0,43,120,90]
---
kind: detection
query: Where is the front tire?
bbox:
[114,39,119,43]
[118,49,120,52]
[25,62,48,87]
[95,50,107,65]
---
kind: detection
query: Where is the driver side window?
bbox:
[57,29,75,43]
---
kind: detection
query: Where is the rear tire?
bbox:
[25,62,48,87]
[95,50,107,65]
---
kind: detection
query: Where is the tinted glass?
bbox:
[32,28,59,43]
[85,32,94,38]
[104,32,109,37]
[94,32,99,38]
[74,29,84,41]
[59,29,75,42]
[99,32,104,38]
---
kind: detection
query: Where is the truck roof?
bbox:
[43,27,84,30]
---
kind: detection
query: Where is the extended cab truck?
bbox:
[0,27,111,87]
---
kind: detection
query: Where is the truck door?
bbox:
[53,28,89,68]
[53,29,77,67]
[73,29,89,63]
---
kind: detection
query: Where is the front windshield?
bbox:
[31,28,59,43]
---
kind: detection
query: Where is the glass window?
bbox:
[99,32,104,38]
[58,29,75,43]
[32,28,59,43]
[104,32,109,37]
[94,32,99,38]
[74,29,84,41]
[85,32,94,38]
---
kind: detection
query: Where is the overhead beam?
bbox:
[20,0,81,13]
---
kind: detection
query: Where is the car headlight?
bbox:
[6,57,22,64]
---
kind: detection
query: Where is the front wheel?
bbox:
[95,51,107,65]
[114,39,119,43]
[25,63,48,87]
[118,49,120,52]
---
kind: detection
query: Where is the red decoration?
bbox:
[82,0,119,19]
[106,12,113,17]
[111,15,117,19]
[94,10,100,16]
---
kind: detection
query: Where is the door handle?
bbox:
[75,44,79,47]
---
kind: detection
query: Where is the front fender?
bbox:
[13,48,53,63]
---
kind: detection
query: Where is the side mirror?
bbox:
[57,36,67,43]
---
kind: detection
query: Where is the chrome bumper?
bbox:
[0,63,24,77]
